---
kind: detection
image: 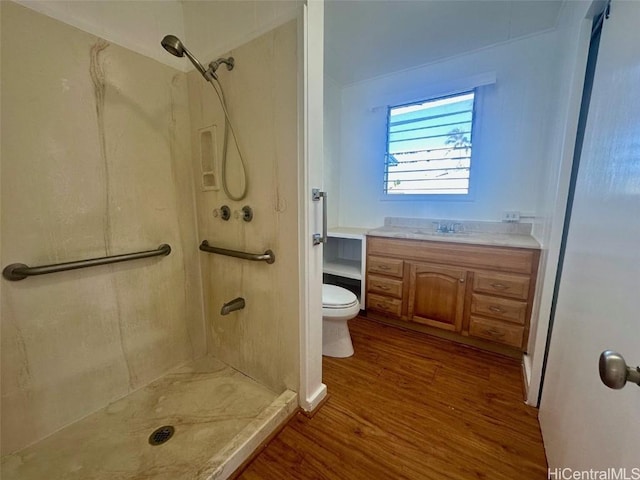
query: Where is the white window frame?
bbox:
[382,90,477,200]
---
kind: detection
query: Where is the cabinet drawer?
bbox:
[367,274,403,299]
[368,236,538,275]
[366,293,402,317]
[471,294,527,325]
[473,272,530,300]
[367,256,404,278]
[468,316,524,348]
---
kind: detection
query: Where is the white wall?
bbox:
[324,75,342,227]
[332,31,561,228]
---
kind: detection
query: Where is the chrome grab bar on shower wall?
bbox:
[199,240,275,264]
[2,244,172,281]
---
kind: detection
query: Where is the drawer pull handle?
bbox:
[376,303,389,309]
[490,283,509,290]
[378,265,391,270]
[484,329,505,337]
[376,285,390,290]
[489,306,504,313]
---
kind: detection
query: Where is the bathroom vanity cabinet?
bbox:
[365,236,540,354]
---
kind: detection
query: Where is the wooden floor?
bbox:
[239,316,547,479]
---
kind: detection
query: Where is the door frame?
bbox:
[536,4,608,405]
[524,3,597,405]
[297,0,327,412]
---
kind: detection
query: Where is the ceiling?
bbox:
[324,0,566,86]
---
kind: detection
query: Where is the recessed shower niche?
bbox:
[199,125,218,190]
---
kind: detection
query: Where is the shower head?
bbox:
[161,35,207,77]
[161,35,182,57]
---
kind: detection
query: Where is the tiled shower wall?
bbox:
[0,2,204,455]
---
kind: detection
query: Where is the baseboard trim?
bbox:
[301,392,330,418]
[521,359,530,401]
[299,383,327,413]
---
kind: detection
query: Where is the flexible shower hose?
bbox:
[206,75,248,201]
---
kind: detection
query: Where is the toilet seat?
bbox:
[322,284,358,309]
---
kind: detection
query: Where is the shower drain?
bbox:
[148,425,175,446]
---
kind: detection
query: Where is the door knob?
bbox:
[599,350,640,389]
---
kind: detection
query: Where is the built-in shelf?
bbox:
[323,227,369,308]
[323,259,362,280]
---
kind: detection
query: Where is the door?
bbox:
[408,262,466,332]
[539,1,640,470]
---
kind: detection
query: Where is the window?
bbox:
[384,90,476,196]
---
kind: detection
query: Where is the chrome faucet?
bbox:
[433,221,452,233]
[432,222,464,234]
[220,297,245,315]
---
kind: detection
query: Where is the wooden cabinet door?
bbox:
[408,262,466,332]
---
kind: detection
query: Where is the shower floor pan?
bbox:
[1,356,297,480]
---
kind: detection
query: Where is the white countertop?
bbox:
[328,226,369,239]
[366,225,541,249]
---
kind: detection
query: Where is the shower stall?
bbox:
[0,1,308,478]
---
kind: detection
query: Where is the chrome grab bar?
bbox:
[312,188,327,245]
[199,240,275,264]
[2,244,171,281]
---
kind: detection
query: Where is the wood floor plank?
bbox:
[239,316,547,479]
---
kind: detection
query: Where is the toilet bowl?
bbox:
[322,284,359,358]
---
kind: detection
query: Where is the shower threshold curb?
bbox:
[202,389,298,480]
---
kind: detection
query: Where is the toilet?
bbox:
[322,284,360,358]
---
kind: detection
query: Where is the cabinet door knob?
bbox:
[459,278,465,283]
